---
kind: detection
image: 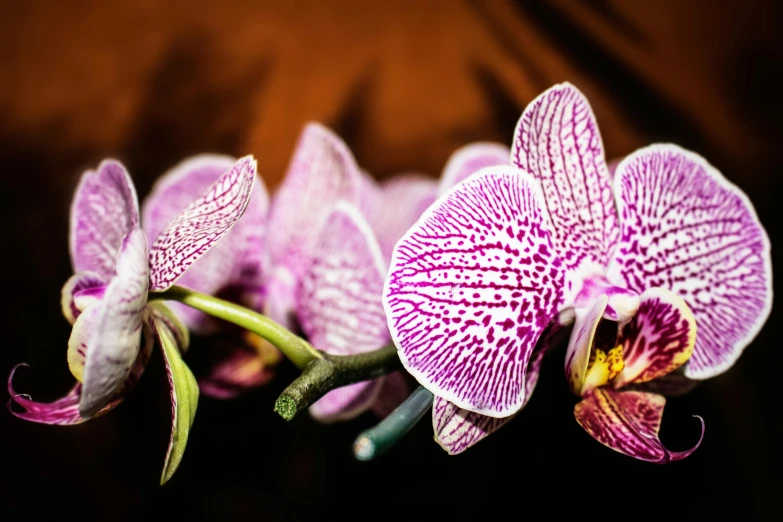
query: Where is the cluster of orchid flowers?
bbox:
[9,83,772,483]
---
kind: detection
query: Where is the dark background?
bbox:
[1,1,781,520]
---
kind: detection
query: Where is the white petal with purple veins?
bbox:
[61,271,105,324]
[148,156,257,291]
[607,144,772,379]
[80,228,150,417]
[266,123,363,280]
[511,83,618,275]
[143,154,268,330]
[296,202,389,420]
[433,396,513,455]
[70,160,140,279]
[384,168,567,418]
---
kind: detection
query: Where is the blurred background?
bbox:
[1,1,781,520]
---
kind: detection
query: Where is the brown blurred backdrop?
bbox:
[1,1,781,521]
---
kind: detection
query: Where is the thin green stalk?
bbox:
[150,286,321,369]
[353,386,434,461]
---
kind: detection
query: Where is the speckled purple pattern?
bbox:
[148,156,256,291]
[614,288,695,388]
[69,160,140,279]
[384,168,566,417]
[80,228,150,417]
[575,388,704,463]
[142,154,268,332]
[297,203,390,421]
[512,83,618,273]
[432,396,513,455]
[607,144,772,379]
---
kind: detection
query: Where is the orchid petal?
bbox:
[7,368,117,425]
[266,123,363,279]
[607,144,772,379]
[296,202,389,420]
[629,368,699,397]
[143,155,268,330]
[573,276,640,323]
[432,319,561,454]
[384,168,567,417]
[614,288,696,388]
[80,228,149,418]
[70,160,140,279]
[8,323,153,425]
[564,295,608,395]
[575,388,703,463]
[432,396,513,455]
[438,142,510,194]
[61,271,105,324]
[369,371,411,419]
[310,380,385,423]
[66,300,102,382]
[367,174,438,260]
[148,156,257,291]
[154,317,199,485]
[511,83,618,274]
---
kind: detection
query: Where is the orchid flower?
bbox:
[383,83,772,460]
[261,122,457,422]
[9,156,257,482]
[141,154,278,398]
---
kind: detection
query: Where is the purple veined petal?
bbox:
[143,154,269,331]
[574,388,704,463]
[564,295,608,396]
[296,202,390,420]
[437,142,511,195]
[613,287,696,389]
[366,173,438,261]
[573,275,639,323]
[154,316,199,485]
[61,271,105,324]
[263,265,298,330]
[70,159,140,279]
[511,83,619,275]
[384,167,567,417]
[432,396,514,455]
[606,144,773,379]
[266,123,363,280]
[7,323,153,425]
[432,317,566,455]
[357,168,382,223]
[148,156,257,292]
[310,380,386,423]
[80,228,150,418]
[67,300,102,382]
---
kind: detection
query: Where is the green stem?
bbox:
[274,343,402,421]
[150,286,321,369]
[353,386,434,461]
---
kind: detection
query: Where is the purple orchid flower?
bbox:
[9,156,257,482]
[383,83,772,460]
[263,122,455,422]
[141,154,276,398]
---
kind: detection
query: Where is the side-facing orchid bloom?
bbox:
[142,155,278,398]
[383,83,772,460]
[9,156,257,482]
[262,122,440,421]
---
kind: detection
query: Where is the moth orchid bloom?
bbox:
[384,83,772,459]
[142,155,278,399]
[9,156,257,482]
[264,122,435,421]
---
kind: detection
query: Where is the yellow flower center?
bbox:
[582,345,625,392]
